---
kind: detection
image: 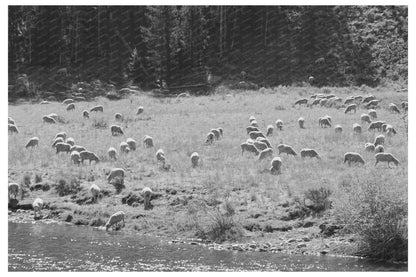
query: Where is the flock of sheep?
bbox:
[8,91,407,231]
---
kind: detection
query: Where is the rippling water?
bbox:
[8,222,406,271]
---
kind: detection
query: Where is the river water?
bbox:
[8,222,406,271]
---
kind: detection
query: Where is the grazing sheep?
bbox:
[353,123,362,134]
[25,137,39,149]
[246,126,259,134]
[365,99,380,109]
[66,103,75,111]
[217,127,223,137]
[300,149,321,159]
[66,137,75,146]
[375,145,385,153]
[365,142,375,152]
[143,135,154,148]
[368,121,385,132]
[53,131,67,141]
[142,187,153,210]
[126,138,137,151]
[8,117,15,125]
[42,115,56,124]
[401,101,408,111]
[62,98,74,105]
[323,115,332,123]
[363,95,376,103]
[210,129,221,140]
[253,141,269,151]
[256,137,272,148]
[270,157,282,175]
[343,152,365,166]
[354,95,363,103]
[360,113,371,124]
[250,120,259,128]
[319,98,328,107]
[206,132,215,144]
[249,131,265,140]
[334,124,343,133]
[344,97,355,105]
[155,149,166,164]
[326,94,336,99]
[83,110,89,119]
[105,211,125,231]
[48,113,59,121]
[89,184,101,202]
[277,144,297,156]
[90,105,104,112]
[319,117,331,128]
[311,98,321,106]
[389,103,401,114]
[115,113,124,121]
[368,109,377,119]
[298,117,305,129]
[110,125,124,136]
[8,124,19,134]
[266,125,274,136]
[8,183,20,199]
[107,168,126,184]
[32,198,44,219]
[258,148,273,160]
[80,150,99,164]
[136,106,144,115]
[344,104,357,114]
[108,147,117,160]
[190,152,200,167]
[241,142,259,156]
[275,119,283,131]
[70,145,86,153]
[249,116,256,123]
[294,98,308,107]
[374,134,385,146]
[120,142,129,154]
[70,151,81,165]
[55,142,71,154]
[375,153,399,168]
[386,127,397,137]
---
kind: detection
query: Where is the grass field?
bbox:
[8,85,408,261]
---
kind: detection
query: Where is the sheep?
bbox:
[8,124,19,134]
[217,127,223,137]
[263,125,273,137]
[311,98,321,106]
[62,98,74,105]
[319,117,331,128]
[374,134,385,146]
[191,152,200,167]
[334,124,343,133]
[365,142,375,152]
[66,103,75,111]
[126,138,136,151]
[55,142,71,154]
[108,147,117,160]
[70,145,86,153]
[107,168,126,184]
[48,113,59,121]
[110,125,124,136]
[241,142,259,156]
[249,131,265,140]
[8,117,15,125]
[66,137,75,146]
[277,144,297,156]
[143,135,154,148]
[25,137,39,149]
[105,211,126,231]
[155,149,166,164]
[298,117,305,129]
[344,104,357,114]
[258,148,273,160]
[319,98,328,107]
[401,101,408,111]
[80,150,99,164]
[142,187,153,210]
[113,113,124,122]
[353,123,362,135]
[300,148,321,159]
[363,95,376,103]
[206,132,215,144]
[368,109,377,119]
[8,183,20,199]
[323,115,332,123]
[246,126,259,134]
[326,94,336,99]
[343,152,365,166]
[89,184,101,202]
[344,97,355,105]
[249,115,256,123]
[120,142,129,154]
[250,120,259,128]
[253,141,269,151]
[256,137,272,148]
[386,127,397,137]
[33,198,44,219]
[70,151,81,165]
[375,153,399,168]
[53,131,67,141]
[136,106,144,115]
[365,99,380,109]
[270,157,282,175]
[389,103,401,114]
[374,145,385,153]
[368,121,385,132]
[42,115,56,124]
[275,119,283,131]
[360,113,371,124]
[354,95,363,103]
[90,105,104,112]
[210,129,221,140]
[294,98,308,107]
[83,110,89,119]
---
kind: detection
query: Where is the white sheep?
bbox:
[256,137,272,148]
[344,97,355,105]
[108,147,117,160]
[360,113,371,124]
[70,145,86,153]
[368,121,385,132]
[42,115,56,124]
[401,101,408,111]
[319,117,331,128]
[32,198,44,219]
[110,125,124,136]
[62,98,74,105]
[8,183,20,199]
[344,104,357,114]
[136,106,144,115]
[365,99,380,109]
[277,144,297,156]
[40,100,50,104]
[250,120,259,128]
[107,168,126,184]
[142,187,153,210]
[374,134,385,146]
[319,98,328,107]
[253,141,268,151]
[25,137,39,149]
[143,135,154,148]
[66,103,75,111]
[354,95,363,102]
[8,117,15,125]
[156,149,166,165]
[270,157,282,175]
[241,142,259,156]
[249,115,256,123]
[353,123,362,134]
[311,98,321,106]
[126,138,137,151]
[90,105,104,112]
[70,151,81,165]
[217,127,223,137]
[89,184,101,202]
[300,148,321,159]
[389,103,401,114]
[8,124,19,134]
[368,109,377,119]
[275,119,283,131]
[246,126,259,134]
[120,142,129,154]
[334,124,343,133]
[298,117,305,129]
[343,152,365,166]
[66,137,75,146]
[191,152,200,167]
[210,129,221,140]
[206,132,215,144]
[48,113,59,121]
[294,98,308,107]
[365,143,375,152]
[249,131,265,140]
[375,153,399,168]
[53,131,67,141]
[386,127,396,137]
[258,148,273,160]
[80,150,99,164]
[363,95,376,103]
[105,211,125,231]
[83,110,90,119]
[55,142,71,154]
[115,113,124,121]
[374,145,385,153]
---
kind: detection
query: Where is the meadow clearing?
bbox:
[8,85,408,261]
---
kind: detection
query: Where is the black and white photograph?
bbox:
[6,3,409,272]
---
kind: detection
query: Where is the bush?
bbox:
[55,177,81,197]
[22,173,31,187]
[92,117,108,129]
[35,173,42,183]
[303,187,332,215]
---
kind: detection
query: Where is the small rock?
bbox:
[189,241,198,245]
[302,221,314,228]
[249,244,257,249]
[320,250,329,255]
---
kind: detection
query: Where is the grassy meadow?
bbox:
[8,85,408,260]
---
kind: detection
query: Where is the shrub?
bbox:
[92,117,108,129]
[35,173,42,183]
[55,177,81,197]
[303,187,332,215]
[22,173,31,187]
[204,206,243,243]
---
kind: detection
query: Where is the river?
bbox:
[8,222,406,271]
